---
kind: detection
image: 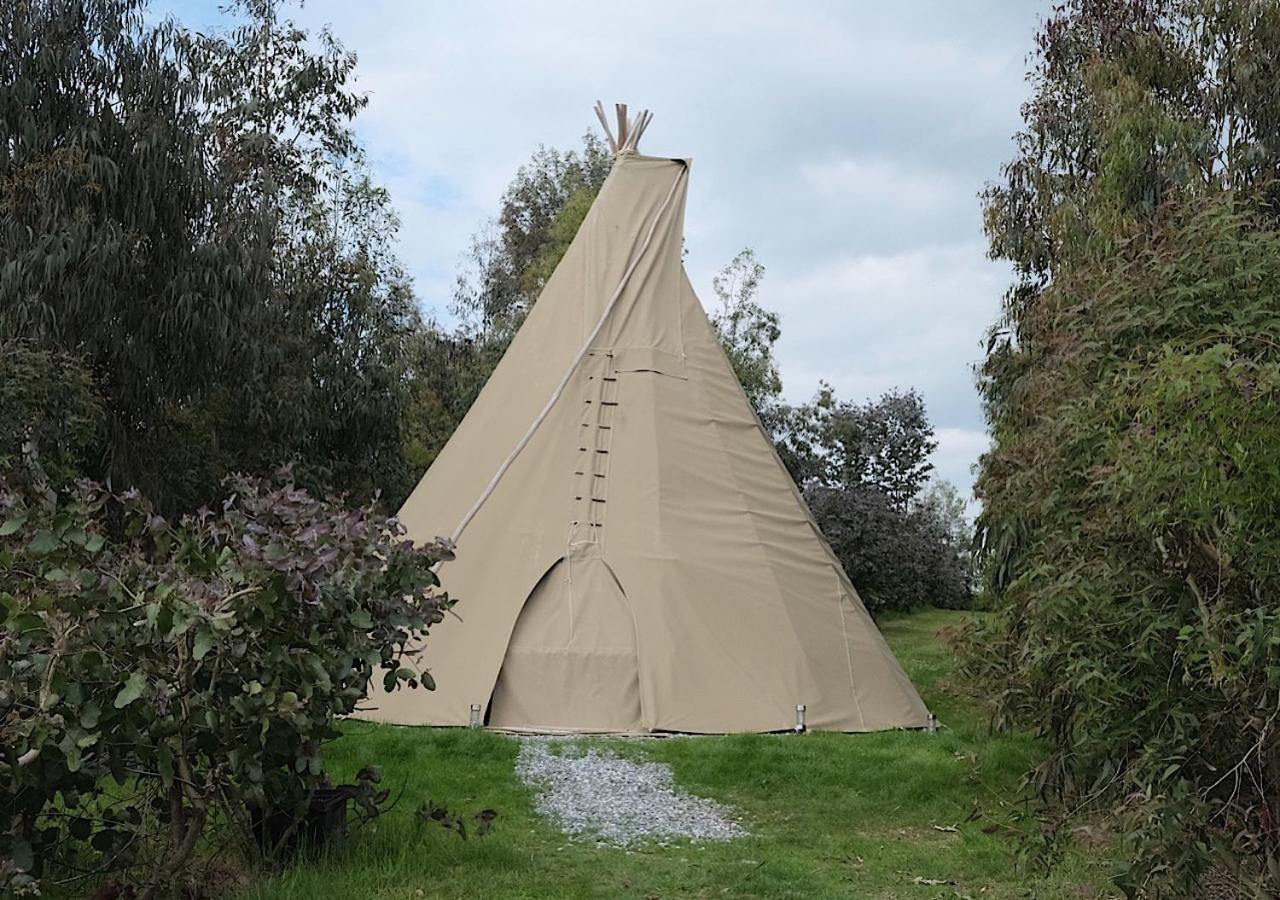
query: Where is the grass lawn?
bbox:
[240,610,1117,899]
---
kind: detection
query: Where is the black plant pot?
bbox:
[251,786,352,858]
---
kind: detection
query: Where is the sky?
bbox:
[160,0,1052,504]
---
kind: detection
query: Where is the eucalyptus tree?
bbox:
[0,0,419,509]
[452,133,613,335]
[0,0,260,496]
[710,248,784,420]
[971,1,1280,892]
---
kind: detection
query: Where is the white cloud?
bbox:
[933,427,992,506]
[765,243,1007,412]
[799,157,970,220]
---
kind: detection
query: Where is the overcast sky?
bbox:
[162,0,1051,503]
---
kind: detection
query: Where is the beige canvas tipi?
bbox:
[362,106,929,733]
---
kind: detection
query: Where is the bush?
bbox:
[0,467,454,896]
[807,484,971,615]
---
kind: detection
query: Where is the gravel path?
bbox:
[514,737,747,845]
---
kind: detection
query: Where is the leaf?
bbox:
[113,672,147,708]
[0,513,27,536]
[193,629,214,661]
[348,608,373,630]
[27,530,58,555]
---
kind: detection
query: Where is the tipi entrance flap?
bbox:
[488,555,643,732]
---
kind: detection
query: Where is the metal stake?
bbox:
[926,712,939,734]
[795,704,807,733]
[469,704,483,729]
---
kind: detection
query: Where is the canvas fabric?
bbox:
[359,152,929,733]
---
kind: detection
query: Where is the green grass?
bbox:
[240,610,1117,899]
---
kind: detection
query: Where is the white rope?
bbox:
[441,161,689,552]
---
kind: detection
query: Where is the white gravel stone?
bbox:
[515,737,747,845]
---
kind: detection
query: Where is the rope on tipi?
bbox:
[594,101,653,155]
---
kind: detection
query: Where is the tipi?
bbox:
[363,105,929,733]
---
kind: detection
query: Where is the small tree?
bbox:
[453,133,613,334]
[808,484,971,616]
[710,249,784,420]
[915,479,976,598]
[778,385,938,506]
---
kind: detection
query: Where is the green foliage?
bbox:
[971,1,1280,893]
[808,484,972,616]
[453,134,612,334]
[773,386,970,614]
[710,249,784,419]
[778,385,938,507]
[915,480,977,609]
[0,344,102,486]
[207,2,422,508]
[0,0,419,511]
[0,467,454,895]
[0,0,252,435]
[521,186,598,303]
[401,324,510,473]
[917,481,974,560]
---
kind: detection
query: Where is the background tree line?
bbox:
[968,0,1280,894]
[2,0,420,511]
